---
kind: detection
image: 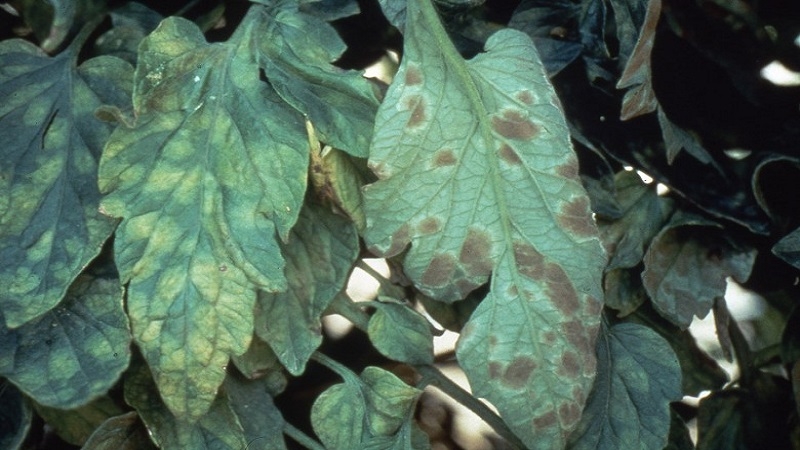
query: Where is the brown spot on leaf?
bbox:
[489,335,498,347]
[513,242,545,280]
[403,95,427,128]
[405,65,423,86]
[489,362,502,379]
[558,196,596,237]
[498,144,522,165]
[559,352,581,378]
[562,321,591,356]
[460,228,493,277]
[545,263,580,314]
[533,411,558,430]
[492,110,539,140]
[503,357,537,389]
[556,160,579,180]
[433,149,457,167]
[516,90,534,105]
[455,278,479,298]
[543,331,557,345]
[507,284,519,297]
[383,223,410,257]
[422,253,456,286]
[417,217,442,235]
[558,402,582,427]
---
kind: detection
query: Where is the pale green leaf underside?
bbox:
[363,0,605,445]
[255,203,359,376]
[0,40,128,327]
[367,302,434,365]
[0,275,131,410]
[98,14,308,420]
[257,0,380,157]
[568,323,682,450]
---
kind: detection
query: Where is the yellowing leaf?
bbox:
[0,39,128,327]
[363,0,606,445]
[98,12,308,420]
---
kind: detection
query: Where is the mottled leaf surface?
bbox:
[368,302,434,365]
[255,203,359,375]
[98,13,308,420]
[0,383,31,450]
[642,214,756,328]
[124,358,248,450]
[256,0,380,157]
[82,412,157,450]
[311,366,423,449]
[0,275,130,409]
[0,39,128,327]
[223,374,287,450]
[568,322,682,450]
[363,0,605,444]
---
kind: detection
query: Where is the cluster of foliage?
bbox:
[1,0,800,448]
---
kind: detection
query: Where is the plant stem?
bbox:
[282,421,326,450]
[414,364,527,449]
[356,260,407,299]
[328,293,370,331]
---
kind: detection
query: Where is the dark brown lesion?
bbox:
[459,228,493,277]
[557,196,597,237]
[498,144,522,165]
[404,65,423,86]
[402,94,427,128]
[491,109,539,141]
[421,253,457,286]
[432,149,457,167]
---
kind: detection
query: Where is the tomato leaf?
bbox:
[82,412,156,450]
[0,38,128,327]
[98,12,309,420]
[363,0,606,444]
[567,322,682,450]
[0,275,130,410]
[368,302,434,365]
[34,396,124,446]
[0,383,31,450]
[255,203,359,376]
[223,374,288,450]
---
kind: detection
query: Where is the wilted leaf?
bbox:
[642,214,757,328]
[0,275,130,409]
[0,38,129,327]
[124,358,248,450]
[598,170,673,271]
[568,322,682,450]
[98,12,309,420]
[617,0,660,120]
[34,396,124,446]
[363,0,605,444]
[256,202,359,375]
[81,412,156,450]
[256,0,381,157]
[368,302,434,365]
[0,382,31,450]
[223,373,287,450]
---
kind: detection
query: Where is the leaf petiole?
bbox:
[282,421,326,450]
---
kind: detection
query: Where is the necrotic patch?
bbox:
[432,149,457,167]
[459,228,493,277]
[498,144,522,165]
[422,253,457,286]
[491,109,539,141]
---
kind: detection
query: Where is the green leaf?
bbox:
[94,2,163,64]
[256,0,381,157]
[363,0,605,444]
[255,203,359,375]
[0,39,129,327]
[311,365,424,449]
[603,267,647,317]
[230,336,288,396]
[568,322,682,450]
[616,0,659,120]
[367,302,434,365]
[223,373,288,450]
[124,357,248,450]
[0,275,130,409]
[642,214,757,328]
[0,382,31,450]
[34,396,124,446]
[598,171,673,271]
[82,412,157,450]
[98,12,309,420]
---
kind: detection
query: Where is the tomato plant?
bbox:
[1,0,799,449]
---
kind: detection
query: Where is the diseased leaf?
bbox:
[256,0,381,157]
[34,396,124,446]
[15,0,105,52]
[94,2,163,64]
[368,301,434,365]
[657,108,714,165]
[255,202,359,375]
[223,373,288,450]
[568,322,682,450]
[603,267,647,317]
[0,275,131,409]
[124,358,248,450]
[0,382,31,450]
[230,335,288,396]
[0,38,129,327]
[311,365,424,450]
[98,12,309,420]
[642,214,757,328]
[509,0,584,77]
[81,412,156,450]
[363,0,605,444]
[598,170,674,271]
[616,0,659,120]
[608,0,648,66]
